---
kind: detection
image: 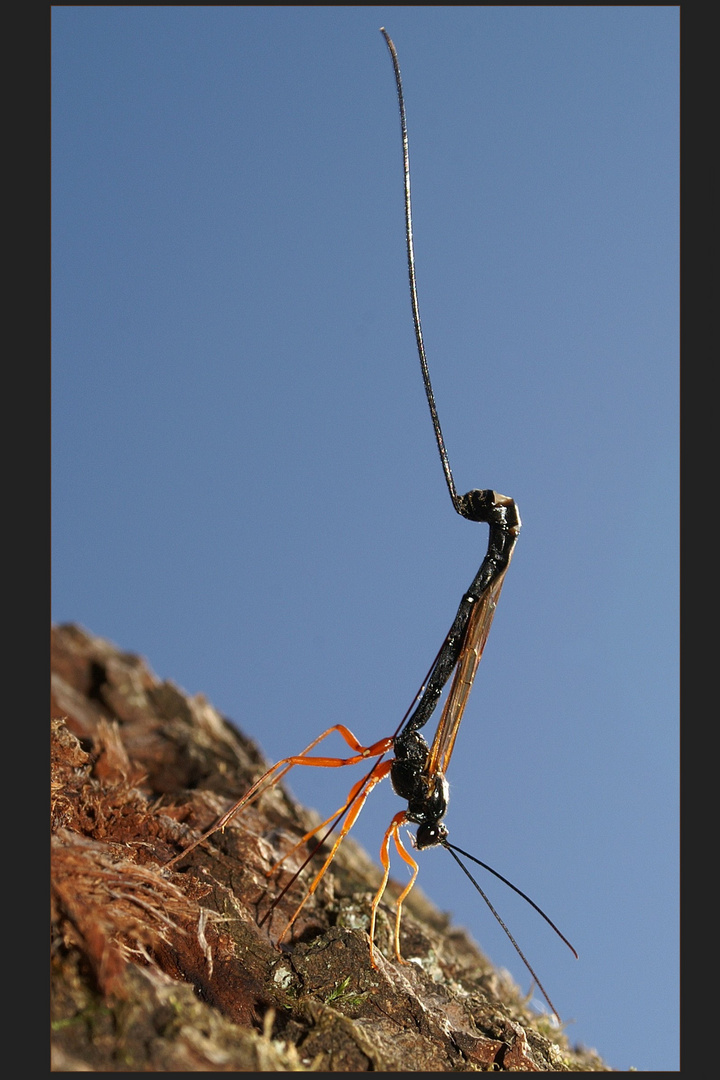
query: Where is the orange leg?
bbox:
[369,812,419,965]
[166,723,393,869]
[166,723,409,969]
[276,757,394,943]
[387,822,420,962]
[269,766,387,875]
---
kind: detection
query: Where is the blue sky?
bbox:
[52,7,678,1070]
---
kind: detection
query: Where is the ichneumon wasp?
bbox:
[166,27,577,1022]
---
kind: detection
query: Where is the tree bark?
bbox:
[51,623,610,1072]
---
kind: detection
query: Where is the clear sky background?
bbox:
[52,7,678,1070]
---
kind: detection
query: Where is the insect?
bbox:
[166,27,576,1020]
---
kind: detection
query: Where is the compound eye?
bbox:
[415,822,448,850]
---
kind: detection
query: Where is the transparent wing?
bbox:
[424,567,509,779]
